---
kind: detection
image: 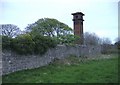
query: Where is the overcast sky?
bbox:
[0,0,119,43]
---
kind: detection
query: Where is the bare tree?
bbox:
[101,37,112,45]
[25,23,37,33]
[1,24,21,37]
[101,37,112,54]
[84,32,101,46]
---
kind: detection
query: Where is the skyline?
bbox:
[0,0,119,43]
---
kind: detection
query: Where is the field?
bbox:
[2,54,118,83]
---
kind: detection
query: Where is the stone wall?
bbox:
[2,45,101,75]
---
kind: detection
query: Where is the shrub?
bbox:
[12,34,35,55]
[32,35,57,55]
[2,36,13,50]
[2,33,57,55]
[101,44,118,54]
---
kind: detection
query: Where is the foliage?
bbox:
[32,34,57,55]
[2,33,57,55]
[57,34,80,45]
[12,34,35,54]
[2,56,118,83]
[25,18,76,45]
[2,36,13,50]
[1,24,21,38]
[26,18,72,37]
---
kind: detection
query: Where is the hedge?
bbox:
[2,34,57,55]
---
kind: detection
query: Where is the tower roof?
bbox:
[72,12,85,16]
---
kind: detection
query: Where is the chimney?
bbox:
[72,12,85,45]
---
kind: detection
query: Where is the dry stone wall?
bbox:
[2,45,101,75]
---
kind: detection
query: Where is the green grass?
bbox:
[2,55,118,83]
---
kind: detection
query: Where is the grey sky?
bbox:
[0,0,119,43]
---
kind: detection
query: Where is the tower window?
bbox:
[76,15,78,18]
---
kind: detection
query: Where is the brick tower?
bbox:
[72,12,84,45]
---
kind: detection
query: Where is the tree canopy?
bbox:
[1,24,21,37]
[26,18,72,36]
[26,18,78,45]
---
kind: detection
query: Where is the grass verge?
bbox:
[2,55,118,83]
